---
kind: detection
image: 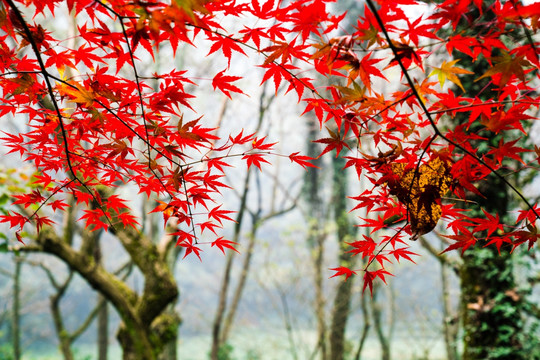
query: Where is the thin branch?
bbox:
[0,267,13,277]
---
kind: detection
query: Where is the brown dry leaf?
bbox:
[389,157,452,239]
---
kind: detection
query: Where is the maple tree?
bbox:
[0,0,539,335]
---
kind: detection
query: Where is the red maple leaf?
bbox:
[178,241,203,261]
[208,205,236,225]
[211,237,240,254]
[212,70,245,99]
[329,266,357,281]
[289,152,318,169]
[207,35,246,68]
[242,153,270,171]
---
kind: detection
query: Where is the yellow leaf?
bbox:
[429,59,473,92]
[389,157,452,239]
[58,82,95,107]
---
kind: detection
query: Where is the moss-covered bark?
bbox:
[35,223,179,360]
[454,4,526,357]
[459,176,525,359]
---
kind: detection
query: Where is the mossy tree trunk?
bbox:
[454,3,526,358]
[17,207,181,360]
[459,175,525,360]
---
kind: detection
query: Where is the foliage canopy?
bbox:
[0,0,539,291]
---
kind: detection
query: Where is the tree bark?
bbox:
[441,262,459,360]
[210,170,251,360]
[12,255,22,360]
[33,224,179,360]
[328,153,356,360]
[97,295,108,360]
[454,4,526,357]
[354,270,371,360]
[370,284,390,360]
[303,114,328,360]
[48,270,75,360]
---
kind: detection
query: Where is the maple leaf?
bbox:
[259,62,296,94]
[230,130,255,145]
[314,126,350,157]
[251,136,276,151]
[347,52,387,93]
[401,16,440,47]
[387,157,452,239]
[198,221,221,235]
[178,241,203,261]
[117,212,140,229]
[386,41,427,71]
[487,138,530,167]
[262,39,310,65]
[13,189,45,208]
[49,199,69,212]
[212,70,245,99]
[239,26,268,49]
[242,153,270,171]
[289,152,318,169]
[208,205,236,225]
[476,51,532,85]
[363,269,393,295]
[429,59,473,92]
[211,237,240,254]
[79,209,110,232]
[329,266,357,281]
[473,209,503,238]
[59,81,95,107]
[441,233,478,254]
[251,0,275,20]
[0,211,28,229]
[335,81,367,104]
[509,223,540,251]
[388,247,418,263]
[484,236,512,255]
[356,22,380,48]
[207,35,246,68]
[105,194,129,214]
[480,107,530,134]
[347,235,377,258]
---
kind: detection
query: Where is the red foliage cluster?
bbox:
[0,0,538,291]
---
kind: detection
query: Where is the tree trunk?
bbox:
[156,310,179,360]
[97,296,108,360]
[328,152,356,360]
[454,4,526,358]
[12,255,22,360]
[460,242,524,359]
[303,114,328,360]
[353,288,370,360]
[221,217,259,343]
[441,263,459,360]
[370,284,390,360]
[210,171,251,360]
[50,286,75,360]
[32,224,179,360]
